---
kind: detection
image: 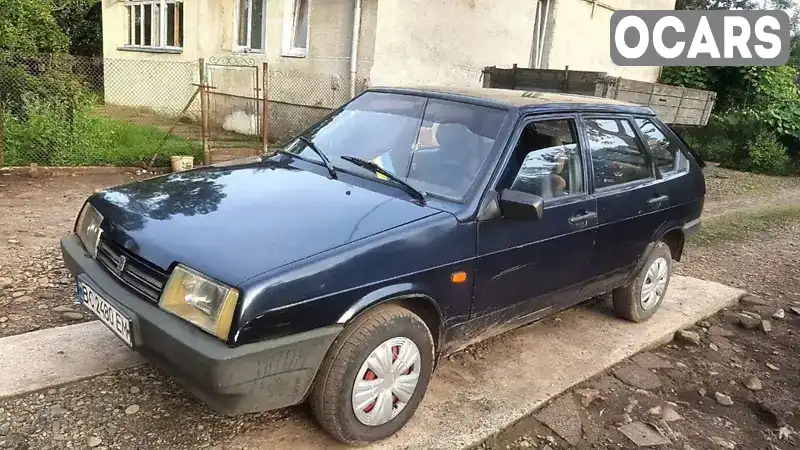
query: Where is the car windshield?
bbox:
[281,91,507,201]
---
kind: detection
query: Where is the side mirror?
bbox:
[498,189,543,220]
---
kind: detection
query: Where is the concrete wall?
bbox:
[369,0,537,88]
[101,0,375,141]
[545,0,676,82]
[367,0,673,87]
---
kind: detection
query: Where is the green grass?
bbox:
[3,111,203,167]
[71,116,204,167]
[693,204,800,246]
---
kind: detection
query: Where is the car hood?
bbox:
[90,161,443,286]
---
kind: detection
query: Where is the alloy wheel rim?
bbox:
[640,257,669,311]
[352,337,421,427]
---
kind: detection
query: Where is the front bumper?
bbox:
[60,234,341,415]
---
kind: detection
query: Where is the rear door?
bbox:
[581,115,669,286]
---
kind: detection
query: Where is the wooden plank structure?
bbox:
[482,65,716,126]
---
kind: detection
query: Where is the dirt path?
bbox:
[702,188,800,219]
[700,165,800,219]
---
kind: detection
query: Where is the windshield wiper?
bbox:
[297,136,337,179]
[340,155,426,204]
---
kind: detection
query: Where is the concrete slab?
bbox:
[224,276,744,450]
[0,276,743,449]
[0,321,142,398]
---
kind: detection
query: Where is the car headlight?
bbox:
[76,202,104,258]
[158,265,239,340]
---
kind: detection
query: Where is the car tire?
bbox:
[309,304,435,445]
[613,241,673,322]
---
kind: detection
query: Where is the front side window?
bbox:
[283,0,309,56]
[502,119,584,200]
[125,0,184,49]
[236,0,266,52]
[636,118,684,176]
[585,118,653,189]
[282,92,507,201]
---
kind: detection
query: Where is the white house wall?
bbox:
[369,0,537,88]
[367,0,673,88]
[546,0,676,82]
[101,0,675,141]
[101,0,378,140]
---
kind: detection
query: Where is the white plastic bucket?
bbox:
[170,156,194,172]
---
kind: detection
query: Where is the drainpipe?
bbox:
[530,0,541,68]
[349,0,362,98]
[537,0,551,69]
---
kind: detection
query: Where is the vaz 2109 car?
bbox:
[61,87,705,445]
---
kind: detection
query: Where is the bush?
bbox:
[3,100,203,166]
[1,52,202,167]
[746,133,791,174]
[3,98,78,165]
[660,64,800,174]
[674,116,736,163]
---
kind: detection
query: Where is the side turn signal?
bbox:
[450,271,467,284]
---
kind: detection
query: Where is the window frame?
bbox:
[631,115,691,180]
[121,0,184,52]
[282,0,310,57]
[233,0,268,53]
[496,113,590,208]
[579,113,659,194]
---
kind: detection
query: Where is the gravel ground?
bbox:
[0,365,292,450]
[0,173,148,337]
[480,224,800,449]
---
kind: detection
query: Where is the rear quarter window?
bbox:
[635,118,688,176]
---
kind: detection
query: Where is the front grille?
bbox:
[96,238,169,303]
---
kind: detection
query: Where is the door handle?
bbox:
[568,211,597,224]
[647,195,669,205]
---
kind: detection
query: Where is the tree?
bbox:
[0,0,69,56]
[53,0,102,56]
[674,0,755,10]
[790,36,800,69]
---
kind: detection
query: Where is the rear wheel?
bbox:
[310,304,434,445]
[613,241,673,322]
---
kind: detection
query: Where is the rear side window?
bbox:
[636,118,684,176]
[584,118,653,189]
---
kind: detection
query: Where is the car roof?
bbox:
[369,86,655,115]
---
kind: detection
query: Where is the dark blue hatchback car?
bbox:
[61,86,705,445]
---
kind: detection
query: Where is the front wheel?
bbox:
[613,241,673,322]
[309,304,435,445]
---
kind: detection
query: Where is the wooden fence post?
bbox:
[511,63,518,90]
[199,58,210,165]
[268,62,269,154]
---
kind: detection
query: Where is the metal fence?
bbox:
[0,53,349,168]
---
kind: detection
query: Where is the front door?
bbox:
[472,116,598,320]
[581,115,669,287]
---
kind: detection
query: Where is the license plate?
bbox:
[77,279,133,347]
